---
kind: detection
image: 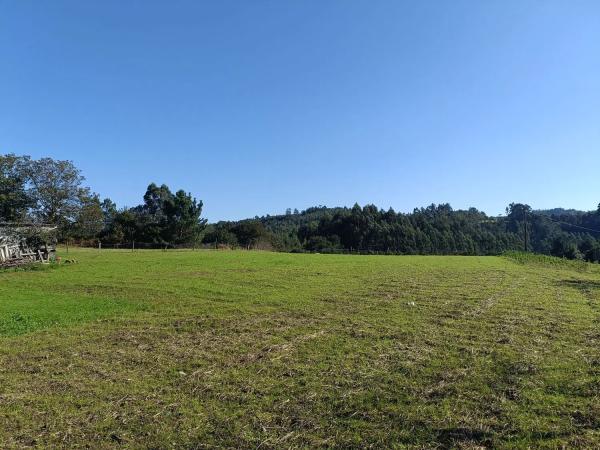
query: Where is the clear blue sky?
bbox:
[1,1,599,221]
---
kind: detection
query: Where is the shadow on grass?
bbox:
[434,426,581,447]
[558,279,600,292]
[435,427,494,447]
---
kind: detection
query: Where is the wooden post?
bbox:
[98,241,102,252]
[132,240,135,252]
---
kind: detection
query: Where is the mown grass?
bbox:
[1,249,600,448]
[503,250,592,272]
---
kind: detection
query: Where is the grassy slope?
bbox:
[1,249,600,448]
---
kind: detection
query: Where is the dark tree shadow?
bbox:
[558,279,600,291]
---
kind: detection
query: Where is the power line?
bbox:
[546,217,600,234]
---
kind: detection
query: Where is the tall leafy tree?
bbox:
[106,209,138,244]
[165,190,207,244]
[0,154,32,221]
[73,193,105,240]
[27,158,86,225]
[101,198,118,228]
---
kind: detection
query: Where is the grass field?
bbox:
[1,249,600,448]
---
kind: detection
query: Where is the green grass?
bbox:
[1,249,600,448]
[503,250,592,272]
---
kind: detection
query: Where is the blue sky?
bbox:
[1,1,599,221]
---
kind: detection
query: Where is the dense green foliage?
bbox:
[2,249,600,447]
[0,154,206,247]
[100,183,206,246]
[0,154,32,222]
[0,154,100,247]
[203,203,600,261]
[3,153,600,259]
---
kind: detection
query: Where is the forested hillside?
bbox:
[204,203,600,261]
[3,153,600,261]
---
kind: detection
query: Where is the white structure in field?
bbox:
[0,233,24,262]
[0,224,57,265]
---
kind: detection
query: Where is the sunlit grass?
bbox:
[1,248,599,447]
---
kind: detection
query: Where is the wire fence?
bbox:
[64,240,218,251]
[64,237,526,256]
[67,241,510,256]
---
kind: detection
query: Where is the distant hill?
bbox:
[202,203,600,261]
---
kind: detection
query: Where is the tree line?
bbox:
[2,153,600,261]
[204,205,600,262]
[0,154,205,247]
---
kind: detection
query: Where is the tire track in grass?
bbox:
[400,272,547,448]
[471,270,600,448]
[550,276,600,446]
[333,267,521,448]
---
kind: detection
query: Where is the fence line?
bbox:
[64,240,506,256]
